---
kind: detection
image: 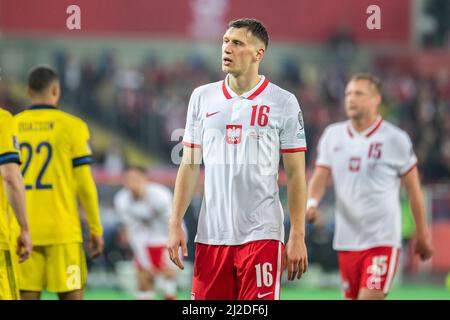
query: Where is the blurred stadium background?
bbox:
[1,0,449,299]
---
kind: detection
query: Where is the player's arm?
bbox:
[167,145,201,270]
[306,166,331,223]
[0,162,32,262]
[74,164,104,259]
[71,120,103,259]
[401,167,433,261]
[282,151,308,281]
[1,114,32,262]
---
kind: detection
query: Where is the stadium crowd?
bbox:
[1,51,448,183]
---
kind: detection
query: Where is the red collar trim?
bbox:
[222,77,269,100]
[366,118,383,138]
[222,80,232,99]
[347,126,354,138]
[247,78,270,100]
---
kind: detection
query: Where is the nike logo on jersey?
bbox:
[206,111,220,118]
[257,292,273,299]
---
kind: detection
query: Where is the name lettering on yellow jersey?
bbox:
[18,121,54,132]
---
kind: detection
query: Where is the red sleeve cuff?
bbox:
[182,141,201,148]
[280,147,307,153]
[400,162,418,177]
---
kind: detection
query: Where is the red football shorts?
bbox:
[191,240,285,300]
[134,246,169,271]
[338,246,400,299]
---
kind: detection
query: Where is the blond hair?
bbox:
[349,73,382,95]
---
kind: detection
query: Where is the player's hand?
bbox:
[306,206,319,223]
[89,234,104,259]
[167,220,188,270]
[415,234,433,261]
[284,232,308,281]
[16,229,33,263]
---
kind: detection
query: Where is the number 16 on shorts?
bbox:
[255,263,273,288]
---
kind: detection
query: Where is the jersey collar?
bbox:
[29,104,57,110]
[222,75,269,100]
[347,116,383,138]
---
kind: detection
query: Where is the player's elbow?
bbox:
[285,169,306,190]
[77,181,97,199]
[313,169,330,186]
[76,177,97,200]
[285,163,304,180]
[75,166,96,188]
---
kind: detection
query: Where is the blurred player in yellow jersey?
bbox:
[15,66,104,300]
[0,108,33,300]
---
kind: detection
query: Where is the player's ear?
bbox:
[51,81,61,98]
[255,47,265,62]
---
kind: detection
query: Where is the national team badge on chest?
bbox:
[349,156,361,172]
[226,124,242,144]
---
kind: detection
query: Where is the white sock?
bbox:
[135,290,156,300]
[162,279,177,298]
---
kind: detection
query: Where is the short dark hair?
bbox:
[228,18,269,49]
[28,66,59,93]
[124,165,147,175]
[349,73,382,95]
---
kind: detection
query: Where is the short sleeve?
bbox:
[152,186,173,219]
[396,131,418,176]
[280,95,307,153]
[0,112,21,165]
[113,191,133,224]
[315,127,332,168]
[113,191,125,213]
[71,120,93,167]
[182,89,202,148]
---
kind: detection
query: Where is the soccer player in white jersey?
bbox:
[306,73,434,300]
[114,166,181,300]
[167,18,308,300]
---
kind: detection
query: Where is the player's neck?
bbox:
[351,114,379,133]
[132,189,146,200]
[31,99,57,107]
[227,73,261,96]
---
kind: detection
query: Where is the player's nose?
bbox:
[345,96,356,105]
[223,43,232,54]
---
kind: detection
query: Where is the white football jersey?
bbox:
[183,75,307,245]
[316,117,417,250]
[114,183,174,251]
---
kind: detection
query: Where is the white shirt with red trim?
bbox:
[114,183,174,248]
[183,75,307,245]
[316,117,417,250]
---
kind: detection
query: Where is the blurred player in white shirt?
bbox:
[307,73,433,300]
[114,166,182,300]
[168,18,308,300]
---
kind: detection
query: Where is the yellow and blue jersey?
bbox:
[14,104,96,245]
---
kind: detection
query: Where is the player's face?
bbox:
[222,27,262,76]
[124,170,147,197]
[345,80,380,120]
